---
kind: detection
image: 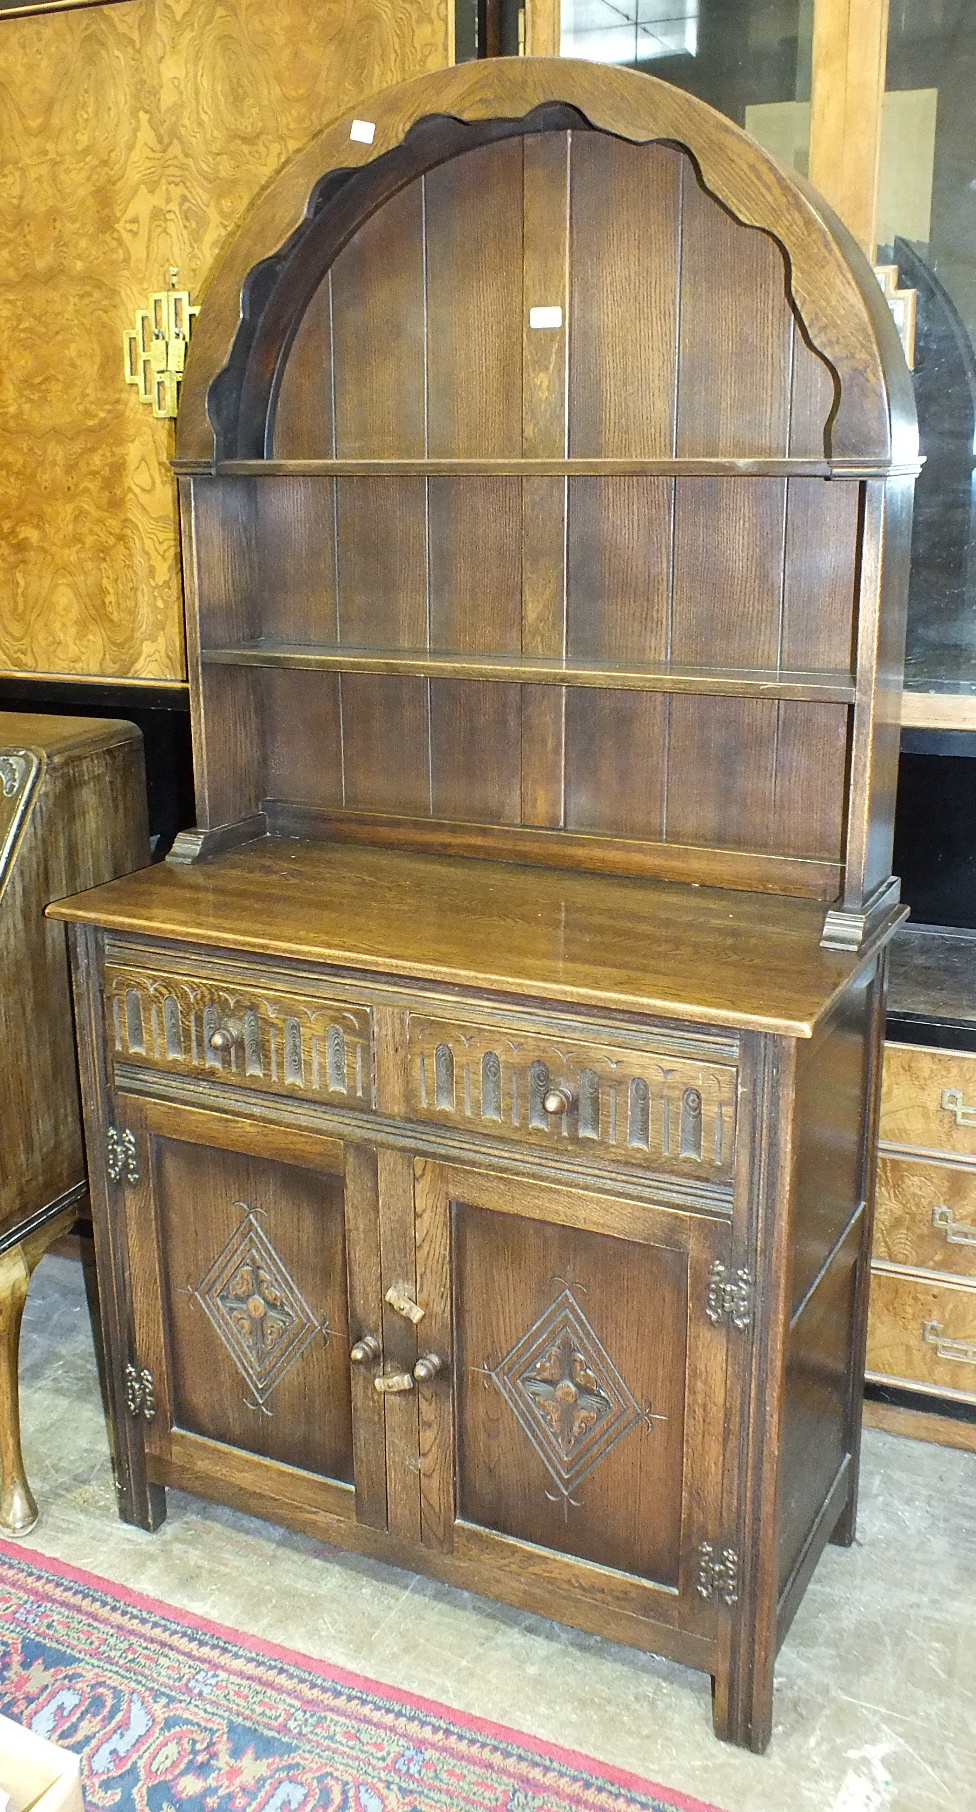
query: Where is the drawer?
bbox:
[867,1268,976,1404]
[105,962,372,1108]
[880,1041,976,1159]
[875,1154,976,1279]
[406,1015,737,1180]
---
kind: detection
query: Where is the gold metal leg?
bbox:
[0,1244,36,1536]
[0,1206,79,1538]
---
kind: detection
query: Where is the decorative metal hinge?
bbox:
[123,280,199,419]
[697,1539,739,1605]
[705,1260,754,1329]
[124,1362,156,1421]
[106,1126,139,1186]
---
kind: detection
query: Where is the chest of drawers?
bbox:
[868,1042,976,1409]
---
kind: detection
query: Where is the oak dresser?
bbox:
[50,59,918,1749]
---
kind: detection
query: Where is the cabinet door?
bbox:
[411,1160,731,1651]
[117,1093,385,1533]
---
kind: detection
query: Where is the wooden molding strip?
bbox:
[900,691,976,731]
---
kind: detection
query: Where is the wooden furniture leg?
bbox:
[0,1206,79,1538]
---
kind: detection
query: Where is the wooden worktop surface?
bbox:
[49,838,874,1038]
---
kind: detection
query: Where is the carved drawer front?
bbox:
[105,965,372,1108]
[874,1154,976,1281]
[867,1269,976,1405]
[880,1042,976,1159]
[406,1018,736,1178]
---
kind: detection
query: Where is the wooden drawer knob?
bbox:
[350,1333,381,1365]
[543,1086,573,1115]
[209,1021,242,1053]
[413,1352,445,1383]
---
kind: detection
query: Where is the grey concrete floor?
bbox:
[10,1255,975,1812]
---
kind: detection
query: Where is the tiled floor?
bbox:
[11,1255,975,1812]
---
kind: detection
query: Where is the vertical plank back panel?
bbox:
[772,703,849,864]
[430,681,522,824]
[262,669,344,809]
[340,675,431,817]
[331,180,427,458]
[675,163,794,458]
[781,482,859,673]
[568,136,681,458]
[272,277,336,457]
[671,480,787,669]
[425,138,524,459]
[564,691,668,840]
[258,477,337,646]
[429,478,522,654]
[336,478,427,649]
[666,697,778,853]
[566,478,672,664]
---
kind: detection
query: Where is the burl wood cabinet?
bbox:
[51,61,918,1749]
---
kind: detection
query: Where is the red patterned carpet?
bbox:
[0,1539,726,1812]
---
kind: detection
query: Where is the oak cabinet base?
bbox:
[53,848,888,1752]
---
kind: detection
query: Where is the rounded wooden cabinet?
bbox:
[50,59,917,1750]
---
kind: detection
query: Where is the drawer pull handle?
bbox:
[385,1285,425,1325]
[373,1370,415,1394]
[209,1021,243,1054]
[543,1086,574,1116]
[932,1205,976,1248]
[350,1333,381,1365]
[922,1320,976,1366]
[413,1351,445,1383]
[941,1088,976,1128]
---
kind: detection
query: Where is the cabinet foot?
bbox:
[711,1655,774,1753]
[115,1472,167,1533]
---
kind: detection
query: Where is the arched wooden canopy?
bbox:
[175,57,916,469]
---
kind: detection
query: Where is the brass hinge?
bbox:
[124,1362,156,1421]
[123,282,199,419]
[697,1539,739,1605]
[705,1260,754,1329]
[106,1126,139,1186]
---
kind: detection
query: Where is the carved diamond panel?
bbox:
[490,1289,643,1497]
[193,1203,323,1408]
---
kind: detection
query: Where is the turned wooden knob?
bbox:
[209,1023,242,1053]
[543,1086,573,1115]
[413,1352,445,1383]
[350,1333,381,1365]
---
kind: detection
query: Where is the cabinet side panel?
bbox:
[777,1219,860,1595]
[789,971,873,1318]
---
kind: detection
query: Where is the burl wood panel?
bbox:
[453,1201,688,1582]
[866,1269,976,1405]
[879,1043,976,1160]
[0,0,451,679]
[152,1134,354,1479]
[874,1155,976,1280]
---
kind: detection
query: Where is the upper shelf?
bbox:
[201,641,856,702]
[173,457,921,481]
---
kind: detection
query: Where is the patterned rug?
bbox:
[0,1540,725,1812]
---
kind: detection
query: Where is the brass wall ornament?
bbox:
[123,284,199,420]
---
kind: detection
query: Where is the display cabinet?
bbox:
[50,58,917,1749]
